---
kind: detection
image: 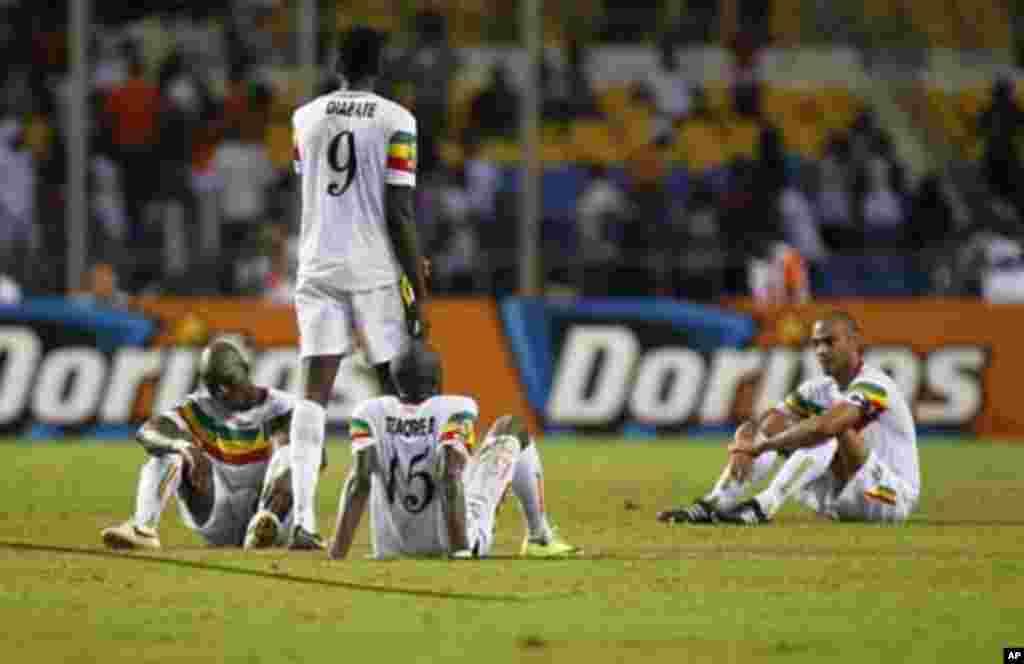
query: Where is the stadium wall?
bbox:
[0,297,1017,439]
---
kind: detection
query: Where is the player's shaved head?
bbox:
[390,341,442,403]
[818,311,861,339]
[199,338,251,390]
[336,26,386,83]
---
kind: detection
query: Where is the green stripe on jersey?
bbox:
[188,402,261,442]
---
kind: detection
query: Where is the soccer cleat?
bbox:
[716,499,771,525]
[520,528,582,558]
[243,510,282,550]
[101,522,161,550]
[288,525,325,551]
[656,499,719,524]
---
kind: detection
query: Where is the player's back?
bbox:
[292,90,417,292]
[350,394,478,558]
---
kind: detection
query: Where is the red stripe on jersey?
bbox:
[387,156,415,173]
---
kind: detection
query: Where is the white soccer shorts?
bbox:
[294,280,409,365]
[797,450,916,523]
[175,449,291,546]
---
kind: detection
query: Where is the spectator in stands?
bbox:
[816,132,859,252]
[576,164,630,295]
[0,109,36,280]
[431,166,480,294]
[861,156,906,250]
[618,137,673,294]
[907,174,955,251]
[463,136,501,224]
[73,262,129,308]
[648,37,692,141]
[780,163,828,263]
[102,42,162,252]
[539,55,571,124]
[212,120,277,293]
[566,38,600,119]
[258,223,296,304]
[468,63,519,141]
[978,77,1024,144]
[396,1,460,176]
[667,181,725,300]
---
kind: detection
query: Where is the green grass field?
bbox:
[1,436,1022,663]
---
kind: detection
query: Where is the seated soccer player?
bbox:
[328,341,581,560]
[101,338,322,550]
[658,311,920,525]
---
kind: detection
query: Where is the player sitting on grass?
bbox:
[101,338,316,551]
[657,311,920,525]
[328,341,581,560]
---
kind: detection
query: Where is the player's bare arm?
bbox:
[136,415,212,496]
[441,446,469,554]
[136,415,193,456]
[265,413,291,449]
[729,408,798,480]
[748,401,864,456]
[386,183,429,337]
[328,446,376,560]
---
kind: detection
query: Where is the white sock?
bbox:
[704,451,779,512]
[511,440,553,542]
[755,439,838,516]
[290,399,326,533]
[133,454,184,531]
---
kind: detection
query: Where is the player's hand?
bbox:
[420,258,432,290]
[727,429,757,480]
[400,274,429,339]
[179,445,212,496]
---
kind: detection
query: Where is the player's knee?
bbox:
[266,469,293,516]
[487,415,529,450]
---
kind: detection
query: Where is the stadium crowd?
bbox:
[0,0,1022,304]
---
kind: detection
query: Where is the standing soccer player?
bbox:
[287,27,429,548]
[657,311,920,525]
[328,342,581,560]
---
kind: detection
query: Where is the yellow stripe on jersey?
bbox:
[440,411,476,450]
[784,392,825,418]
[848,381,889,412]
[178,404,272,465]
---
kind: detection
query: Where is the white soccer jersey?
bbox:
[164,387,295,487]
[348,395,478,558]
[777,363,920,500]
[292,89,417,292]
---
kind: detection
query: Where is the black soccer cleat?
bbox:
[657,499,720,524]
[715,499,771,525]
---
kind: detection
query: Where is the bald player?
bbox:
[101,338,307,550]
[657,311,920,525]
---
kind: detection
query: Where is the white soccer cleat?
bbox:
[244,510,282,550]
[101,522,161,550]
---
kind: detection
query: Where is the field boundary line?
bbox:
[0,541,581,603]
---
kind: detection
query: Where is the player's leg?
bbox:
[718,438,840,524]
[102,447,217,549]
[244,448,294,549]
[351,283,410,398]
[491,415,581,557]
[290,284,351,549]
[461,418,522,557]
[832,435,915,523]
[289,355,336,549]
[657,450,781,524]
[102,453,184,550]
